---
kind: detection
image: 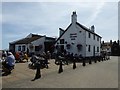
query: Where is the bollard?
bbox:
[98,57,101,62]
[82,58,86,66]
[73,60,76,69]
[94,57,97,63]
[89,58,92,64]
[101,56,103,61]
[58,60,63,73]
[31,64,41,81]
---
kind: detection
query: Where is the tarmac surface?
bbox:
[1,56,118,88]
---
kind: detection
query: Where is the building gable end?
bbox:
[55,23,72,43]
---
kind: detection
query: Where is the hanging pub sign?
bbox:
[70,33,77,40]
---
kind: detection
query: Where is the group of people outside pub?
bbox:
[1,51,15,76]
[1,48,110,81]
[1,50,29,76]
[54,49,110,73]
[1,50,51,80]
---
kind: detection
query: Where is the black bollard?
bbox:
[58,60,63,73]
[98,59,100,62]
[31,64,41,81]
[98,57,101,62]
[102,57,104,61]
[95,59,97,63]
[94,57,97,63]
[73,60,76,69]
[89,58,92,64]
[82,58,86,66]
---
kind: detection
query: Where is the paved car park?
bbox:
[1,56,118,88]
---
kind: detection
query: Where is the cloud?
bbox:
[2,0,120,2]
[1,2,118,49]
[85,2,105,25]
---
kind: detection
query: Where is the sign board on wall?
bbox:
[70,33,77,40]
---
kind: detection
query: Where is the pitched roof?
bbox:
[55,23,72,43]
[76,22,102,38]
[45,36,56,41]
[55,22,102,44]
[10,34,43,44]
[10,34,56,44]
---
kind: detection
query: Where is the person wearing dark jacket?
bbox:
[2,52,15,76]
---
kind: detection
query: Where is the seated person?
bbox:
[24,52,28,62]
[15,52,20,62]
[2,52,15,75]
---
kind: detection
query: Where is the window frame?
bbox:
[88,45,91,52]
[60,39,64,44]
[35,46,40,51]
[97,47,99,52]
[18,46,21,51]
[22,45,26,51]
[88,32,91,38]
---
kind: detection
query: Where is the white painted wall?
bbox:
[15,44,27,52]
[56,24,101,57]
[30,37,45,54]
[15,37,46,55]
[86,31,101,56]
[56,23,86,56]
[55,12,101,57]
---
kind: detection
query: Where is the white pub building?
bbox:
[55,12,102,57]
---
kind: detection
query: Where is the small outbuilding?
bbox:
[9,33,56,55]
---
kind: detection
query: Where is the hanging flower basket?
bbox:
[77,44,82,50]
[66,44,71,49]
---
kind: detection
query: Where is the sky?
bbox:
[1,1,119,50]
